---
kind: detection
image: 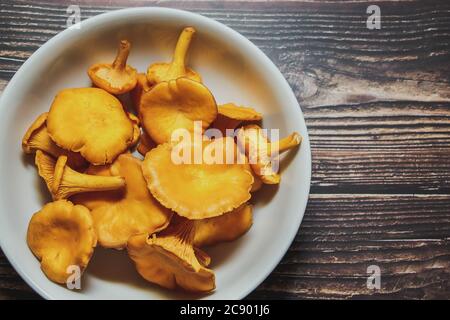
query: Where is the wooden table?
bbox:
[1,0,449,300]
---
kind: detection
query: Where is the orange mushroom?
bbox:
[237,124,301,184]
[46,88,135,165]
[27,200,97,284]
[147,27,201,85]
[212,103,262,135]
[35,151,125,200]
[140,77,217,144]
[127,217,215,292]
[72,153,172,249]
[194,204,253,247]
[22,113,86,169]
[88,40,137,94]
[141,137,253,219]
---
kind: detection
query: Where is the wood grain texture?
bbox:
[0,0,449,300]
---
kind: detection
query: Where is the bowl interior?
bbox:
[0,8,310,299]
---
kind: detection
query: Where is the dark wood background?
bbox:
[1,0,449,300]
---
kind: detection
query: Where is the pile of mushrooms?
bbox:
[23,27,301,294]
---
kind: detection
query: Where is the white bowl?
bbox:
[0,7,311,300]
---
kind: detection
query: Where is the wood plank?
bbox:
[249,194,450,299]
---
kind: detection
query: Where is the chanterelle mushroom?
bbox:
[88,40,138,94]
[212,103,262,135]
[35,150,125,200]
[22,112,86,169]
[147,27,201,85]
[140,77,217,144]
[72,153,172,249]
[27,200,97,284]
[127,217,215,293]
[194,204,253,247]
[141,137,253,219]
[237,124,302,184]
[46,88,135,165]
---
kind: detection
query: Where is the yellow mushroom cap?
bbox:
[218,103,263,121]
[35,150,125,200]
[46,88,135,165]
[26,200,97,284]
[194,204,253,247]
[88,40,137,95]
[141,137,253,219]
[127,218,215,293]
[22,112,86,169]
[146,27,201,85]
[72,153,172,249]
[212,103,263,137]
[140,77,217,144]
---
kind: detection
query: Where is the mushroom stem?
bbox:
[56,164,125,199]
[269,132,302,156]
[170,27,195,75]
[112,40,131,70]
[61,167,125,193]
[36,153,125,200]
